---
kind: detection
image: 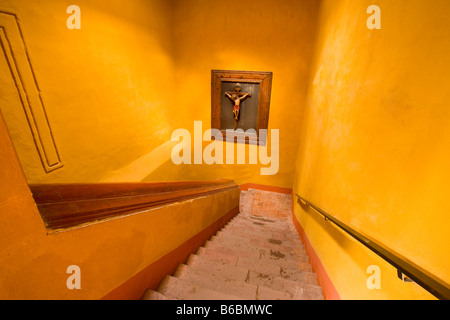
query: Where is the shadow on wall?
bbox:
[100,140,179,182]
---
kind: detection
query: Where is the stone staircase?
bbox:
[142,189,324,300]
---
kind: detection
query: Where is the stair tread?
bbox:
[192,250,317,285]
[157,276,244,300]
[223,223,299,239]
[216,229,304,248]
[174,264,258,299]
[205,239,309,263]
[228,217,297,231]
[143,189,325,301]
[248,270,323,299]
[186,253,249,282]
[198,246,312,272]
[175,260,321,301]
[142,289,171,300]
[212,233,306,255]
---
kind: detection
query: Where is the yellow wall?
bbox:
[143,0,320,188]
[293,0,450,299]
[0,108,239,299]
[0,0,178,184]
[0,1,242,299]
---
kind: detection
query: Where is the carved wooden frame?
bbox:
[211,70,273,145]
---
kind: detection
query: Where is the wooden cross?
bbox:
[225,83,251,130]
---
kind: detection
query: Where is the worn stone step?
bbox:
[174,259,316,300]
[257,285,292,300]
[248,267,318,287]
[216,227,303,248]
[206,238,308,264]
[231,213,294,226]
[247,270,322,298]
[197,247,312,272]
[174,264,258,300]
[196,246,239,266]
[186,253,249,282]
[196,246,311,273]
[223,221,298,238]
[210,235,307,260]
[142,289,171,300]
[214,231,306,255]
[157,275,243,300]
[227,218,298,234]
[203,241,263,259]
[222,226,300,246]
[239,191,254,215]
[192,247,315,287]
[237,255,312,273]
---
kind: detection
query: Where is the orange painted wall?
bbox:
[0,0,178,184]
[293,0,450,299]
[141,0,321,188]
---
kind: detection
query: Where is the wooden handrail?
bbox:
[296,194,450,300]
[30,180,239,232]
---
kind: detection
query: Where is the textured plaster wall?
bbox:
[293,0,450,299]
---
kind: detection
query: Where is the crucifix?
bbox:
[225,83,251,130]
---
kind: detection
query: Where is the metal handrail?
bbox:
[295,194,450,300]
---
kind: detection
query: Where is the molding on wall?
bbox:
[30,180,239,232]
[0,11,63,173]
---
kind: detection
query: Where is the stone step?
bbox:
[203,241,263,259]
[180,255,319,300]
[231,213,295,226]
[213,231,306,255]
[237,255,312,273]
[186,253,249,282]
[247,269,322,299]
[247,267,318,287]
[174,265,305,300]
[222,225,300,245]
[142,289,171,300]
[223,220,299,237]
[157,275,243,300]
[196,246,239,266]
[216,227,303,248]
[257,285,292,300]
[173,264,258,300]
[190,250,317,288]
[197,246,311,272]
[209,235,307,260]
[205,238,309,264]
[142,189,325,301]
[226,218,298,234]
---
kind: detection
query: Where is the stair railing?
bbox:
[295,194,450,300]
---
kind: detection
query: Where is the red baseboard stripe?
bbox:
[240,183,292,194]
[292,211,341,300]
[102,206,239,300]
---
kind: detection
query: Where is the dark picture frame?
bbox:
[211,70,273,145]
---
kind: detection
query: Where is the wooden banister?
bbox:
[30,180,239,232]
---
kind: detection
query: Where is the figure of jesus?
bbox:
[225,83,251,129]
